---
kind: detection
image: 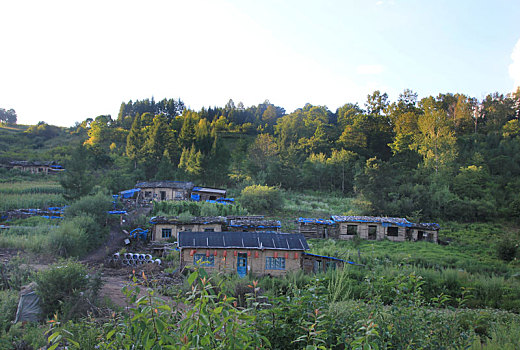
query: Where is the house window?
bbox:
[145,191,152,198]
[368,225,377,240]
[387,227,399,237]
[417,230,425,241]
[160,191,166,200]
[204,228,214,232]
[346,225,358,235]
[193,254,215,266]
[161,228,172,238]
[266,257,285,270]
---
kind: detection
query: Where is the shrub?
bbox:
[46,216,101,257]
[497,238,518,262]
[65,192,112,224]
[0,289,18,333]
[239,185,283,214]
[35,260,91,317]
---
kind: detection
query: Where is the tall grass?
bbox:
[0,225,54,252]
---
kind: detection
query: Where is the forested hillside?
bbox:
[3,89,520,222]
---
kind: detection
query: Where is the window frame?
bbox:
[387,226,399,237]
[346,224,358,235]
[161,228,172,238]
[265,256,286,270]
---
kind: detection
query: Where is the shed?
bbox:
[135,181,194,202]
[178,231,309,277]
[297,218,338,239]
[191,187,227,201]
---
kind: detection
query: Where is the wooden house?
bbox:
[331,215,439,243]
[190,187,227,201]
[150,216,226,241]
[297,218,338,239]
[135,181,194,202]
[227,218,281,232]
[178,231,309,277]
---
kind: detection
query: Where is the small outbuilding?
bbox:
[297,218,338,239]
[2,161,63,174]
[191,187,227,201]
[150,216,226,241]
[331,215,439,243]
[301,253,345,274]
[135,181,194,202]
[178,231,309,277]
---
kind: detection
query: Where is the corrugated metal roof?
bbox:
[192,187,227,195]
[178,231,309,251]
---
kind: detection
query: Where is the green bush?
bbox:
[239,185,283,214]
[35,260,95,318]
[48,214,107,258]
[497,238,518,262]
[0,289,18,333]
[65,192,112,224]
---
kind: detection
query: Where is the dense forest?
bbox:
[3,89,520,222]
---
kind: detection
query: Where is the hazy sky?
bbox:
[1,0,519,126]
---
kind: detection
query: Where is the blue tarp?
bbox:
[119,188,141,199]
[40,216,63,219]
[129,228,148,240]
[108,210,127,215]
[217,198,234,203]
[191,193,201,201]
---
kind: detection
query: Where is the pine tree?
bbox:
[126,113,143,168]
[60,144,94,201]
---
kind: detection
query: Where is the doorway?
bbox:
[237,253,247,277]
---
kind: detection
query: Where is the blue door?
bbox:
[237,253,247,278]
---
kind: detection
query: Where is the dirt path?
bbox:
[81,223,126,265]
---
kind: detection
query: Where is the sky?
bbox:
[1,0,519,127]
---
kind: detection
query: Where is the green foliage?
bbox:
[60,144,95,201]
[0,289,19,333]
[497,237,518,262]
[0,256,35,291]
[35,260,99,318]
[240,184,283,214]
[65,191,112,223]
[152,200,247,217]
[48,268,269,349]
